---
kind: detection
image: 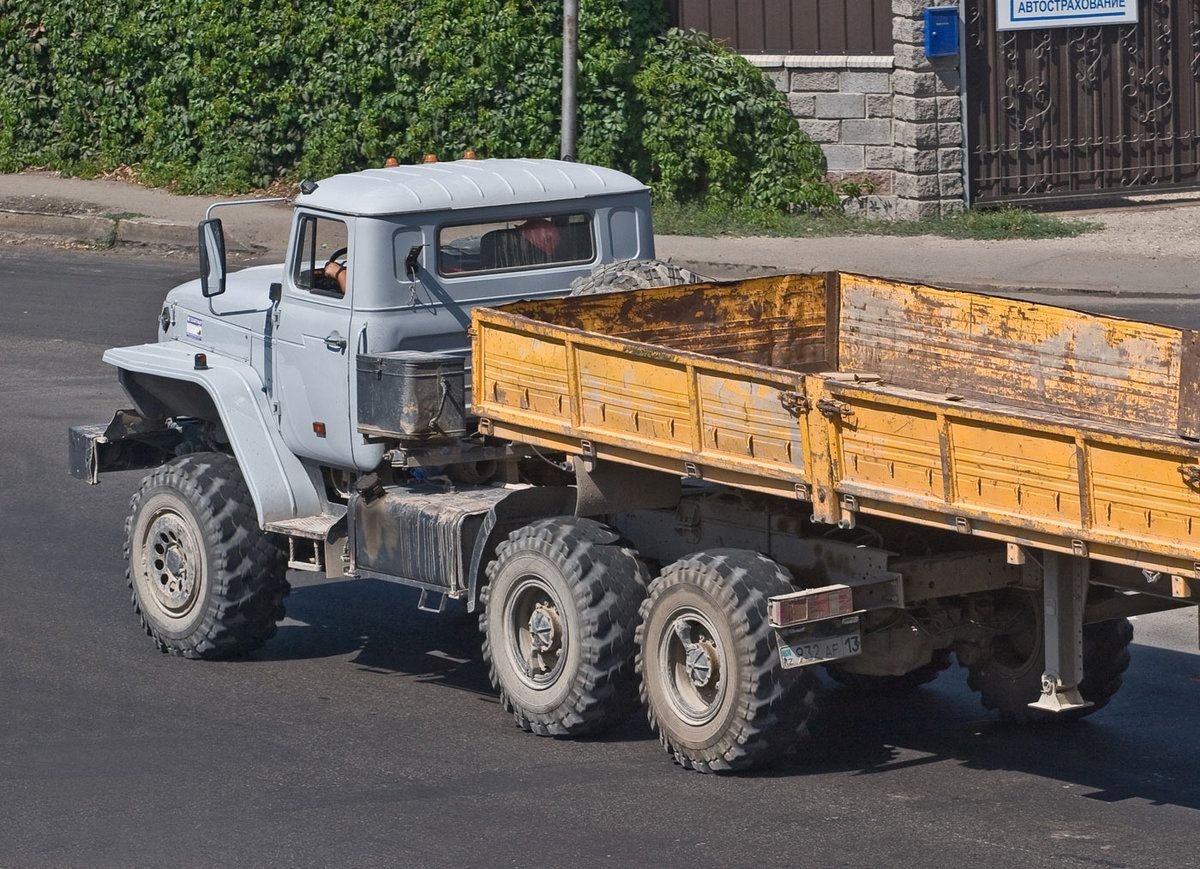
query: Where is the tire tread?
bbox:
[124,452,288,659]
[479,518,648,737]
[636,549,818,773]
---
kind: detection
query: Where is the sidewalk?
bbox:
[3,170,1199,296]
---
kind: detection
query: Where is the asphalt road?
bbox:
[4,247,1200,869]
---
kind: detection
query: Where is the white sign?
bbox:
[997,0,1138,31]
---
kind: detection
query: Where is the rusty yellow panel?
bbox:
[478,326,569,418]
[696,373,803,472]
[576,346,691,446]
[501,273,831,370]
[1090,443,1200,547]
[950,420,1080,525]
[838,274,1183,435]
[837,401,942,499]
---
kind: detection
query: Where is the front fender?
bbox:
[102,343,324,526]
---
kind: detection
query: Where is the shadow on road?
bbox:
[765,645,1200,810]
[263,578,493,696]
[262,579,1200,804]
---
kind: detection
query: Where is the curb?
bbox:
[0,208,257,252]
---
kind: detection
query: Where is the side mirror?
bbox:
[198,218,227,298]
[268,282,282,303]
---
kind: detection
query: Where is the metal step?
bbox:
[264,506,346,540]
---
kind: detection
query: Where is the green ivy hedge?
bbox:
[0,1,835,210]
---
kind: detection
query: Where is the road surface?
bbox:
[2,248,1199,868]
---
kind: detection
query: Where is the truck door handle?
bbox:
[324,332,347,352]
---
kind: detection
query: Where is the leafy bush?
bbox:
[0,1,833,210]
[635,29,835,211]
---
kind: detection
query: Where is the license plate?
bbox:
[776,615,862,669]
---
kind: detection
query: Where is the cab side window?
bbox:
[293,215,349,296]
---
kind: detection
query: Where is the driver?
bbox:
[322,257,348,294]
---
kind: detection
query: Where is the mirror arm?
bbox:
[205,197,289,221]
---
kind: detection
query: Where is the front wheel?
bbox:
[637,550,817,773]
[124,452,289,659]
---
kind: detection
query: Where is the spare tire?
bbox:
[569,258,710,296]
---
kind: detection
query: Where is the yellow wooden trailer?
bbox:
[473,271,1200,588]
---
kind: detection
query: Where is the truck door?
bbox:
[272,211,356,468]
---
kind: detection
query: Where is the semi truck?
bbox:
[71,158,1197,772]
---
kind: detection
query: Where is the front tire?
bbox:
[637,550,817,773]
[480,518,649,736]
[124,452,289,659]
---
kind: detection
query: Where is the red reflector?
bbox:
[770,597,808,626]
[807,587,854,620]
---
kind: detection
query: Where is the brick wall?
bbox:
[747,1,966,218]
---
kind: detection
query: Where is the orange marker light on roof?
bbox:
[423,153,438,163]
[463,149,477,160]
[383,156,399,167]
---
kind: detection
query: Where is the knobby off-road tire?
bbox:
[124,452,289,659]
[637,550,818,773]
[568,258,709,296]
[965,590,1133,723]
[480,518,649,737]
[825,648,953,694]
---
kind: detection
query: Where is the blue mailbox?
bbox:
[924,7,959,58]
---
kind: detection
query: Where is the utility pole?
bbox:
[561,0,578,161]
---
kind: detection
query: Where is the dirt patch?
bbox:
[1047,201,1200,263]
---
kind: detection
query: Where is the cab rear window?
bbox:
[437,213,594,276]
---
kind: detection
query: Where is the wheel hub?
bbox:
[685,640,719,688]
[144,511,201,614]
[529,603,561,653]
[661,612,728,726]
[505,577,570,690]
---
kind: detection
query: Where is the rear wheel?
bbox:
[480,518,648,736]
[964,590,1133,723]
[569,258,709,296]
[637,550,817,773]
[124,452,289,659]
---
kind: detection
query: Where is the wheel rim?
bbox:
[503,576,569,690]
[658,606,728,726]
[136,506,205,621]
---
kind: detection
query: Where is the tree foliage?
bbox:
[0,1,834,209]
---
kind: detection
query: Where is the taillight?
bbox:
[768,585,854,628]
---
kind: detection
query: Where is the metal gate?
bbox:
[966,0,1200,203]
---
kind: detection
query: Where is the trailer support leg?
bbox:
[1029,552,1092,714]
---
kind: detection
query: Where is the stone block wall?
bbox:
[747,0,966,219]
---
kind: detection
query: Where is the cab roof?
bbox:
[294,158,648,217]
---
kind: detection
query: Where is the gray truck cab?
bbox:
[92,159,653,526]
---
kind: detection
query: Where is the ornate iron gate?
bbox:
[966,0,1200,203]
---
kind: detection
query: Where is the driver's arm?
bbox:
[324,260,348,294]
